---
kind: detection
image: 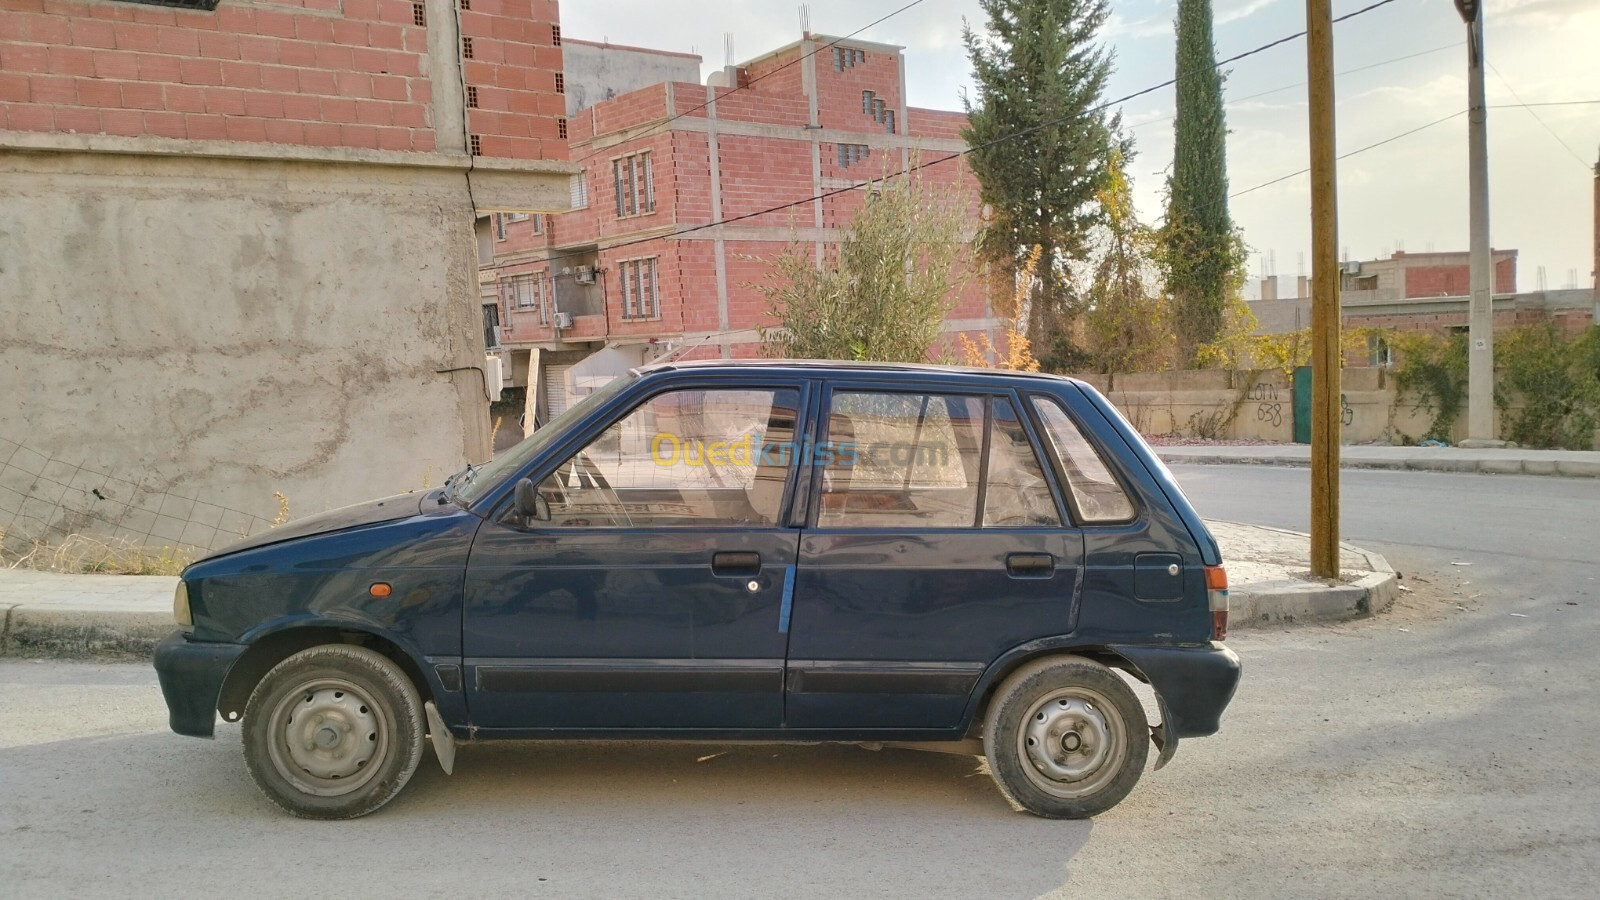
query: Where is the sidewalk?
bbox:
[0,521,1395,657]
[1156,443,1600,477]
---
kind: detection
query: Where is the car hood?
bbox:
[195,492,428,562]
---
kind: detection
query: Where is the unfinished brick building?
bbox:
[480,34,995,425]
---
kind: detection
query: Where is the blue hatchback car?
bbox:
[155,360,1240,819]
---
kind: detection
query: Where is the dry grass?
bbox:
[2,532,190,576]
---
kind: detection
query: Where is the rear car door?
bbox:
[784,382,1083,730]
[463,380,808,731]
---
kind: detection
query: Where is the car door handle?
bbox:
[712,551,762,576]
[1006,552,1054,577]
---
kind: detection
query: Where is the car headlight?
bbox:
[173,580,192,628]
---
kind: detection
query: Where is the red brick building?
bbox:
[480,34,994,425]
[1,0,567,159]
[1252,248,1590,339]
[1,0,574,545]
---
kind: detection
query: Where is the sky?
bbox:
[563,0,1600,296]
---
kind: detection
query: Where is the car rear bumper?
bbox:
[153,631,247,738]
[1110,642,1241,738]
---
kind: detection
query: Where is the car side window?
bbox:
[983,398,1062,527]
[533,387,800,528]
[817,391,984,528]
[1030,397,1136,524]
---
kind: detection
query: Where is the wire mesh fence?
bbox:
[0,436,275,566]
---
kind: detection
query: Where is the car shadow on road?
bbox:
[2,729,1093,898]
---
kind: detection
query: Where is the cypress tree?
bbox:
[1164,0,1242,366]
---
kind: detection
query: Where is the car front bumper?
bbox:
[153,631,247,738]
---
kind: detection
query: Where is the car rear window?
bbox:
[1030,397,1136,524]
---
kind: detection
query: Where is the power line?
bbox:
[1130,41,1462,133]
[1231,95,1600,200]
[1486,61,1590,170]
[1488,99,1600,108]
[534,0,1409,269]
[568,0,931,166]
[1231,110,1466,198]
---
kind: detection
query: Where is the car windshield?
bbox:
[452,372,636,506]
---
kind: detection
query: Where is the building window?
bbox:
[570,172,589,210]
[508,272,552,325]
[493,213,507,240]
[612,151,655,219]
[483,302,501,350]
[504,212,541,234]
[832,46,866,72]
[618,257,660,320]
[836,143,869,168]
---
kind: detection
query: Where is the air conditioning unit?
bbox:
[554,311,573,329]
[574,265,596,285]
[1342,260,1361,275]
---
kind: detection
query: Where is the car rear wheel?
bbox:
[242,644,425,819]
[983,656,1148,818]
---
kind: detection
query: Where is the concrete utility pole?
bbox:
[1306,0,1340,578]
[1457,0,1496,442]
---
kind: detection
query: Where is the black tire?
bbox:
[982,655,1149,819]
[242,644,425,819]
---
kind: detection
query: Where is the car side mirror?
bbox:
[513,478,546,521]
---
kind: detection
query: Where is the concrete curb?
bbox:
[1,605,172,659]
[1229,541,1398,628]
[1156,451,1600,478]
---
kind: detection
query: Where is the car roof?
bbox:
[635,358,1085,387]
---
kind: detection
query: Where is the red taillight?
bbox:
[1206,565,1229,641]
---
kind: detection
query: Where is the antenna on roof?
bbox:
[724,32,735,68]
[799,4,811,37]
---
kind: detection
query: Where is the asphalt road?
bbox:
[2,465,1596,899]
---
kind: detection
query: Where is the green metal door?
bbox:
[1292,366,1312,444]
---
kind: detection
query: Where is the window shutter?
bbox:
[613,161,624,217]
[642,153,655,212]
[641,258,655,317]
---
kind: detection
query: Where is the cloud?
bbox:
[1489,0,1600,25]
[1102,13,1172,40]
[1216,0,1280,25]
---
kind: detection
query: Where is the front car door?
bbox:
[463,379,808,732]
[784,381,1083,731]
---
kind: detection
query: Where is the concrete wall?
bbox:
[561,38,701,117]
[1091,367,1487,445]
[0,147,494,549]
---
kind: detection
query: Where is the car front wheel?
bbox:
[983,655,1149,818]
[242,644,425,819]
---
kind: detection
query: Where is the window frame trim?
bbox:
[487,377,817,532]
[802,383,1069,532]
[1024,392,1143,528]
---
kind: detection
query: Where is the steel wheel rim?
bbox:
[265,676,388,797]
[1015,686,1126,799]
